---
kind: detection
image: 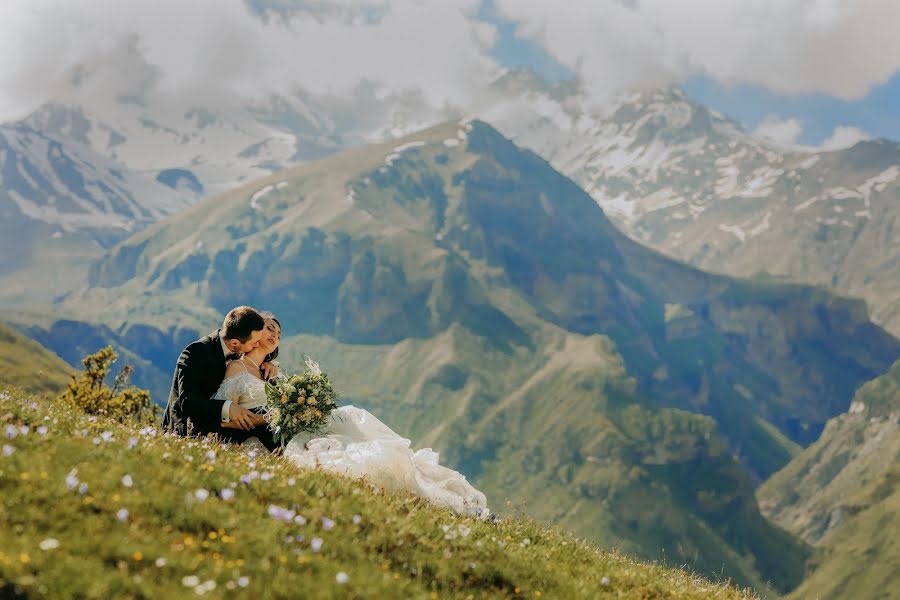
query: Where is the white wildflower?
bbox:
[39,538,60,551]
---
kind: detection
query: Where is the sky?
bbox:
[0,0,898,148]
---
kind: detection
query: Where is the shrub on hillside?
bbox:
[58,346,157,423]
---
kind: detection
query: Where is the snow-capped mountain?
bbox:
[479,74,900,337]
[0,123,190,304]
[24,85,454,196]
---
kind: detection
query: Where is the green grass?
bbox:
[0,386,758,599]
[0,323,73,396]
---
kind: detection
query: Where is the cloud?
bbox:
[493,0,900,103]
[752,114,805,146]
[0,0,499,121]
[818,125,872,150]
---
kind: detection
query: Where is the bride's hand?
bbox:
[260,360,279,381]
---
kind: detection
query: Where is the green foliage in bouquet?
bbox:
[264,358,339,447]
[57,346,158,423]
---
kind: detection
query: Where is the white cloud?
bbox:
[493,0,900,103]
[753,114,805,146]
[818,125,872,150]
[0,0,498,121]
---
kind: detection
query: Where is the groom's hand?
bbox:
[223,405,260,430]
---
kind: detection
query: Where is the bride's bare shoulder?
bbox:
[224,360,246,377]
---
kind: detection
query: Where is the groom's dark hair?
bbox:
[221,306,265,341]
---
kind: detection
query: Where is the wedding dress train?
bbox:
[214,370,489,517]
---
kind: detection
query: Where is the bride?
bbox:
[213,312,489,518]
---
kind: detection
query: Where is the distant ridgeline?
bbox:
[19,120,900,593]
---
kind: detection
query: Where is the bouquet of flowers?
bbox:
[264,357,339,448]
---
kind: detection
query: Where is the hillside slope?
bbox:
[758,360,900,599]
[0,322,72,396]
[0,386,755,599]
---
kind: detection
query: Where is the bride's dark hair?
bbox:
[259,312,281,363]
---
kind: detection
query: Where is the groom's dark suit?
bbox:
[163,330,275,450]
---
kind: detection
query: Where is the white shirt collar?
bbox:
[220,336,235,359]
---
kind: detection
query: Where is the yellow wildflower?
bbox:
[281,395,288,404]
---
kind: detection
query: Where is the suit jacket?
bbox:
[163,330,228,436]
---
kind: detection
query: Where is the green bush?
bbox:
[57,346,157,423]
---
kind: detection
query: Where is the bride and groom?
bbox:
[163,306,488,517]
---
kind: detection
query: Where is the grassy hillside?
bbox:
[0,386,757,600]
[758,360,900,599]
[0,322,72,396]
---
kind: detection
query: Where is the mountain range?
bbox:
[0,122,189,306]
[15,72,900,344]
[485,77,900,339]
[18,120,900,593]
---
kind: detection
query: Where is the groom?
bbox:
[163,305,277,451]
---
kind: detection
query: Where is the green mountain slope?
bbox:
[758,360,900,599]
[0,387,755,600]
[21,119,899,592]
[0,322,72,396]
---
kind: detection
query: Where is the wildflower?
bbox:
[321,517,335,531]
[261,472,273,481]
[601,577,610,586]
[287,477,296,486]
[249,470,260,480]
[310,537,323,552]
[294,515,307,525]
[121,474,134,488]
[36,426,48,436]
[182,575,200,587]
[195,488,209,502]
[65,473,79,490]
[352,515,361,525]
[155,558,167,567]
[336,572,349,584]
[117,508,129,522]
[238,576,250,588]
[4,425,16,439]
[267,505,295,523]
[206,450,216,461]
[195,580,216,594]
[100,431,113,442]
[240,475,251,485]
[38,538,60,551]
[248,450,258,459]
[2,444,13,457]
[128,437,139,449]
[220,489,235,501]
[18,425,28,435]
[78,483,89,495]
[92,437,101,445]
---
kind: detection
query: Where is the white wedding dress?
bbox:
[213,366,489,517]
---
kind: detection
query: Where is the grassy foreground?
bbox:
[0,387,757,599]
